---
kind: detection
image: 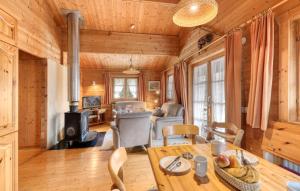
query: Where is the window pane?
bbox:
[127,78,137,86]
[211,57,225,123]
[167,75,174,100]
[126,78,138,99]
[114,78,125,86]
[113,78,125,99]
[193,63,208,135]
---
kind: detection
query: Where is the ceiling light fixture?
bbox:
[123,56,140,75]
[173,0,218,27]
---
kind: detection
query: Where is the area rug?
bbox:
[50,132,106,150]
[100,129,191,151]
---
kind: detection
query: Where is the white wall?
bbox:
[46,59,68,148]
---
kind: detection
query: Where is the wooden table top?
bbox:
[147,144,300,191]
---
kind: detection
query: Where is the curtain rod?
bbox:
[181,0,289,62]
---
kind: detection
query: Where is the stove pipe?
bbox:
[67,11,81,112]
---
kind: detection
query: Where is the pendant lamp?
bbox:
[123,56,140,75]
[173,0,218,27]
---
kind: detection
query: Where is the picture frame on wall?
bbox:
[148,81,160,91]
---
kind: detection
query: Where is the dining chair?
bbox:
[210,122,244,147]
[162,124,199,146]
[108,147,127,191]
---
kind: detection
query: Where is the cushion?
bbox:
[152,108,164,117]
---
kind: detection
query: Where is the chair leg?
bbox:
[163,137,168,146]
[118,167,124,181]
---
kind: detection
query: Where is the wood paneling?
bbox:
[277,5,300,122]
[47,0,180,36]
[18,51,46,148]
[62,29,179,55]
[0,0,61,60]
[80,53,176,71]
[262,121,300,164]
[0,40,18,137]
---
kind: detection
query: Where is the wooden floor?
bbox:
[90,123,111,133]
[19,146,156,191]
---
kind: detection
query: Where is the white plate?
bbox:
[159,156,191,175]
[221,150,259,165]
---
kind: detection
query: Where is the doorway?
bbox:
[18,50,47,164]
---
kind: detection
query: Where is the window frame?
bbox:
[112,77,139,101]
[166,74,174,101]
[191,55,226,128]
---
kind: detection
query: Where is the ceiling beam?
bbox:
[62,29,180,56]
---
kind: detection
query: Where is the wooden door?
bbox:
[0,132,17,191]
[0,144,13,191]
[0,41,18,136]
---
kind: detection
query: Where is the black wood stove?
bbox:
[63,11,97,144]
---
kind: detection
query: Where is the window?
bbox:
[193,56,225,135]
[166,74,174,100]
[113,78,138,100]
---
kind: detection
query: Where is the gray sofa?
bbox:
[152,102,184,139]
[113,101,146,114]
[111,101,153,148]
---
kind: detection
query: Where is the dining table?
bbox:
[147,143,300,191]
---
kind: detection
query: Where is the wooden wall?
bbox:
[80,69,161,121]
[277,5,300,122]
[18,51,46,148]
[0,0,61,61]
[0,0,65,149]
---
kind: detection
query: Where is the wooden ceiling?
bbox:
[47,0,294,70]
[79,53,177,71]
[47,0,180,35]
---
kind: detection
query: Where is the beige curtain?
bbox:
[174,61,189,123]
[138,73,145,101]
[225,31,242,128]
[104,72,111,104]
[247,11,275,131]
[161,71,166,104]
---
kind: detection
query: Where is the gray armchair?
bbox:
[151,102,184,139]
[111,111,153,148]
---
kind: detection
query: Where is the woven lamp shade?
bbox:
[173,0,218,27]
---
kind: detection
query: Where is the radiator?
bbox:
[263,151,300,175]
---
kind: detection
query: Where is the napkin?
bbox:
[287,181,300,191]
